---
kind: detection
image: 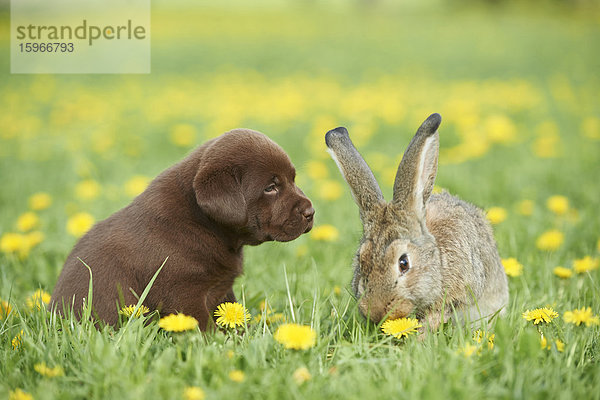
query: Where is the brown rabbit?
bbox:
[325,114,508,330]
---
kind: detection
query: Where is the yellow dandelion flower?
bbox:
[0,230,43,258]
[170,123,197,147]
[485,114,517,144]
[26,289,51,310]
[502,258,523,277]
[487,334,495,350]
[75,179,101,201]
[553,266,573,279]
[183,386,205,400]
[381,317,421,339]
[1,300,13,319]
[573,256,599,274]
[1,233,26,254]
[16,212,40,232]
[124,175,151,197]
[25,231,45,249]
[274,323,317,350]
[213,302,250,329]
[29,192,52,211]
[119,304,150,318]
[158,313,198,332]
[516,199,534,216]
[522,307,558,324]
[581,116,600,140]
[306,160,329,180]
[259,300,270,313]
[266,312,285,324]
[34,362,64,377]
[546,195,569,216]
[254,311,286,325]
[228,370,245,383]
[293,367,312,385]
[532,134,560,158]
[540,334,549,350]
[91,132,115,154]
[12,330,23,350]
[459,344,478,358]
[333,285,342,296]
[226,350,235,359]
[486,207,507,225]
[472,330,494,349]
[563,307,600,327]
[310,224,339,242]
[66,212,95,238]
[540,335,565,352]
[536,229,564,251]
[9,388,33,400]
[316,179,343,201]
[473,329,484,343]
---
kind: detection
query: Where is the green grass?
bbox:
[1,2,600,399]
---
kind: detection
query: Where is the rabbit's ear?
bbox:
[392,114,441,220]
[325,127,384,218]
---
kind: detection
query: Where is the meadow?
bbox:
[1,2,600,399]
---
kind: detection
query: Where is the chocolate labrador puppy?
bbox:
[50,129,314,329]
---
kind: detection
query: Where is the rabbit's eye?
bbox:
[398,254,410,274]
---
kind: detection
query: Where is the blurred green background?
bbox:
[1,1,600,399]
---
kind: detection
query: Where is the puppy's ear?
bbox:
[194,166,247,227]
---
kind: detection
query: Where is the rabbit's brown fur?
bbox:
[326,114,508,330]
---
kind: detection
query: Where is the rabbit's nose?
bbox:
[385,300,414,321]
[386,308,404,321]
[360,301,386,324]
[369,312,385,324]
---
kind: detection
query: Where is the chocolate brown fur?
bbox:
[51,129,314,329]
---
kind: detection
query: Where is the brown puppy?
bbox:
[50,129,314,329]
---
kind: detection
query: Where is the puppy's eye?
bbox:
[264,184,277,193]
[398,254,410,274]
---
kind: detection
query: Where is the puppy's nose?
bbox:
[302,206,315,222]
